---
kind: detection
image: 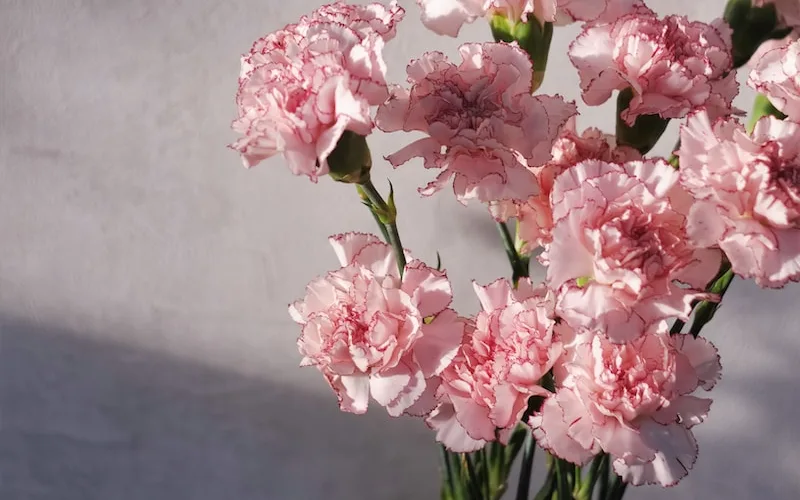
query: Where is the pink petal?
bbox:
[370,361,426,417]
[401,262,453,317]
[427,402,487,452]
[472,279,514,312]
[450,394,496,441]
[338,374,371,414]
[673,335,722,391]
[415,309,465,377]
[653,395,712,428]
[328,232,384,267]
[530,391,595,465]
[385,137,442,168]
[613,420,698,487]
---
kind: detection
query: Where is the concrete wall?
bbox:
[1,0,798,498]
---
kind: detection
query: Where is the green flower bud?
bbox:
[327,130,372,184]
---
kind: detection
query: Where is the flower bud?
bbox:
[327,131,372,184]
[490,15,553,92]
[615,88,670,155]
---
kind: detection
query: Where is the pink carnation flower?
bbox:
[415,0,648,37]
[230,1,405,179]
[749,38,800,120]
[492,118,641,251]
[544,159,721,343]
[376,42,576,204]
[289,232,465,416]
[753,0,800,30]
[679,111,800,288]
[570,13,738,124]
[531,330,721,487]
[432,279,562,449]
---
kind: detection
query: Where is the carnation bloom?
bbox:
[531,330,721,487]
[569,12,738,124]
[491,118,642,251]
[376,42,575,204]
[748,38,800,120]
[544,159,721,343]
[289,233,464,416]
[678,111,800,288]
[753,0,800,30]
[230,1,404,179]
[415,0,648,37]
[432,279,562,449]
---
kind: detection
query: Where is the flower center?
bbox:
[775,164,800,200]
[337,302,369,345]
[593,343,674,421]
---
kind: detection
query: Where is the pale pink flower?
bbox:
[377,42,576,204]
[753,0,800,30]
[570,13,738,124]
[749,38,800,120]
[289,232,464,416]
[434,279,562,447]
[230,1,405,179]
[679,111,800,288]
[415,0,649,37]
[531,330,721,487]
[544,159,721,343]
[491,118,641,251]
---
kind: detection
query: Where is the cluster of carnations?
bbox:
[230,0,800,495]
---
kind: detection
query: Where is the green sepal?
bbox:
[490,15,553,91]
[328,130,372,184]
[615,87,671,155]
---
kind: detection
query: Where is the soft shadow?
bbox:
[0,318,439,500]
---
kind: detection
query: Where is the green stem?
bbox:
[598,454,611,500]
[533,467,556,500]
[363,202,391,242]
[515,432,537,500]
[689,267,735,337]
[555,458,572,500]
[578,454,607,500]
[463,454,484,500]
[497,221,528,284]
[607,474,628,500]
[359,179,406,276]
[441,445,456,500]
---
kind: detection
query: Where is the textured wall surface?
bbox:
[1,1,799,499]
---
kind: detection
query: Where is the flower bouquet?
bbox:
[228,0,799,498]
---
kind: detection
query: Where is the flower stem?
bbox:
[515,432,537,500]
[598,454,611,500]
[554,457,571,500]
[357,185,392,242]
[359,179,407,276]
[497,221,529,284]
[607,473,628,500]
[463,453,484,500]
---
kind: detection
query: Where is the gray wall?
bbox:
[1,0,798,498]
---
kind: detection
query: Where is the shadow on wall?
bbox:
[0,317,439,500]
[1,308,799,500]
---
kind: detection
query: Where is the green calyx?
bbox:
[490,15,553,92]
[724,0,788,69]
[327,130,372,184]
[615,87,671,155]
